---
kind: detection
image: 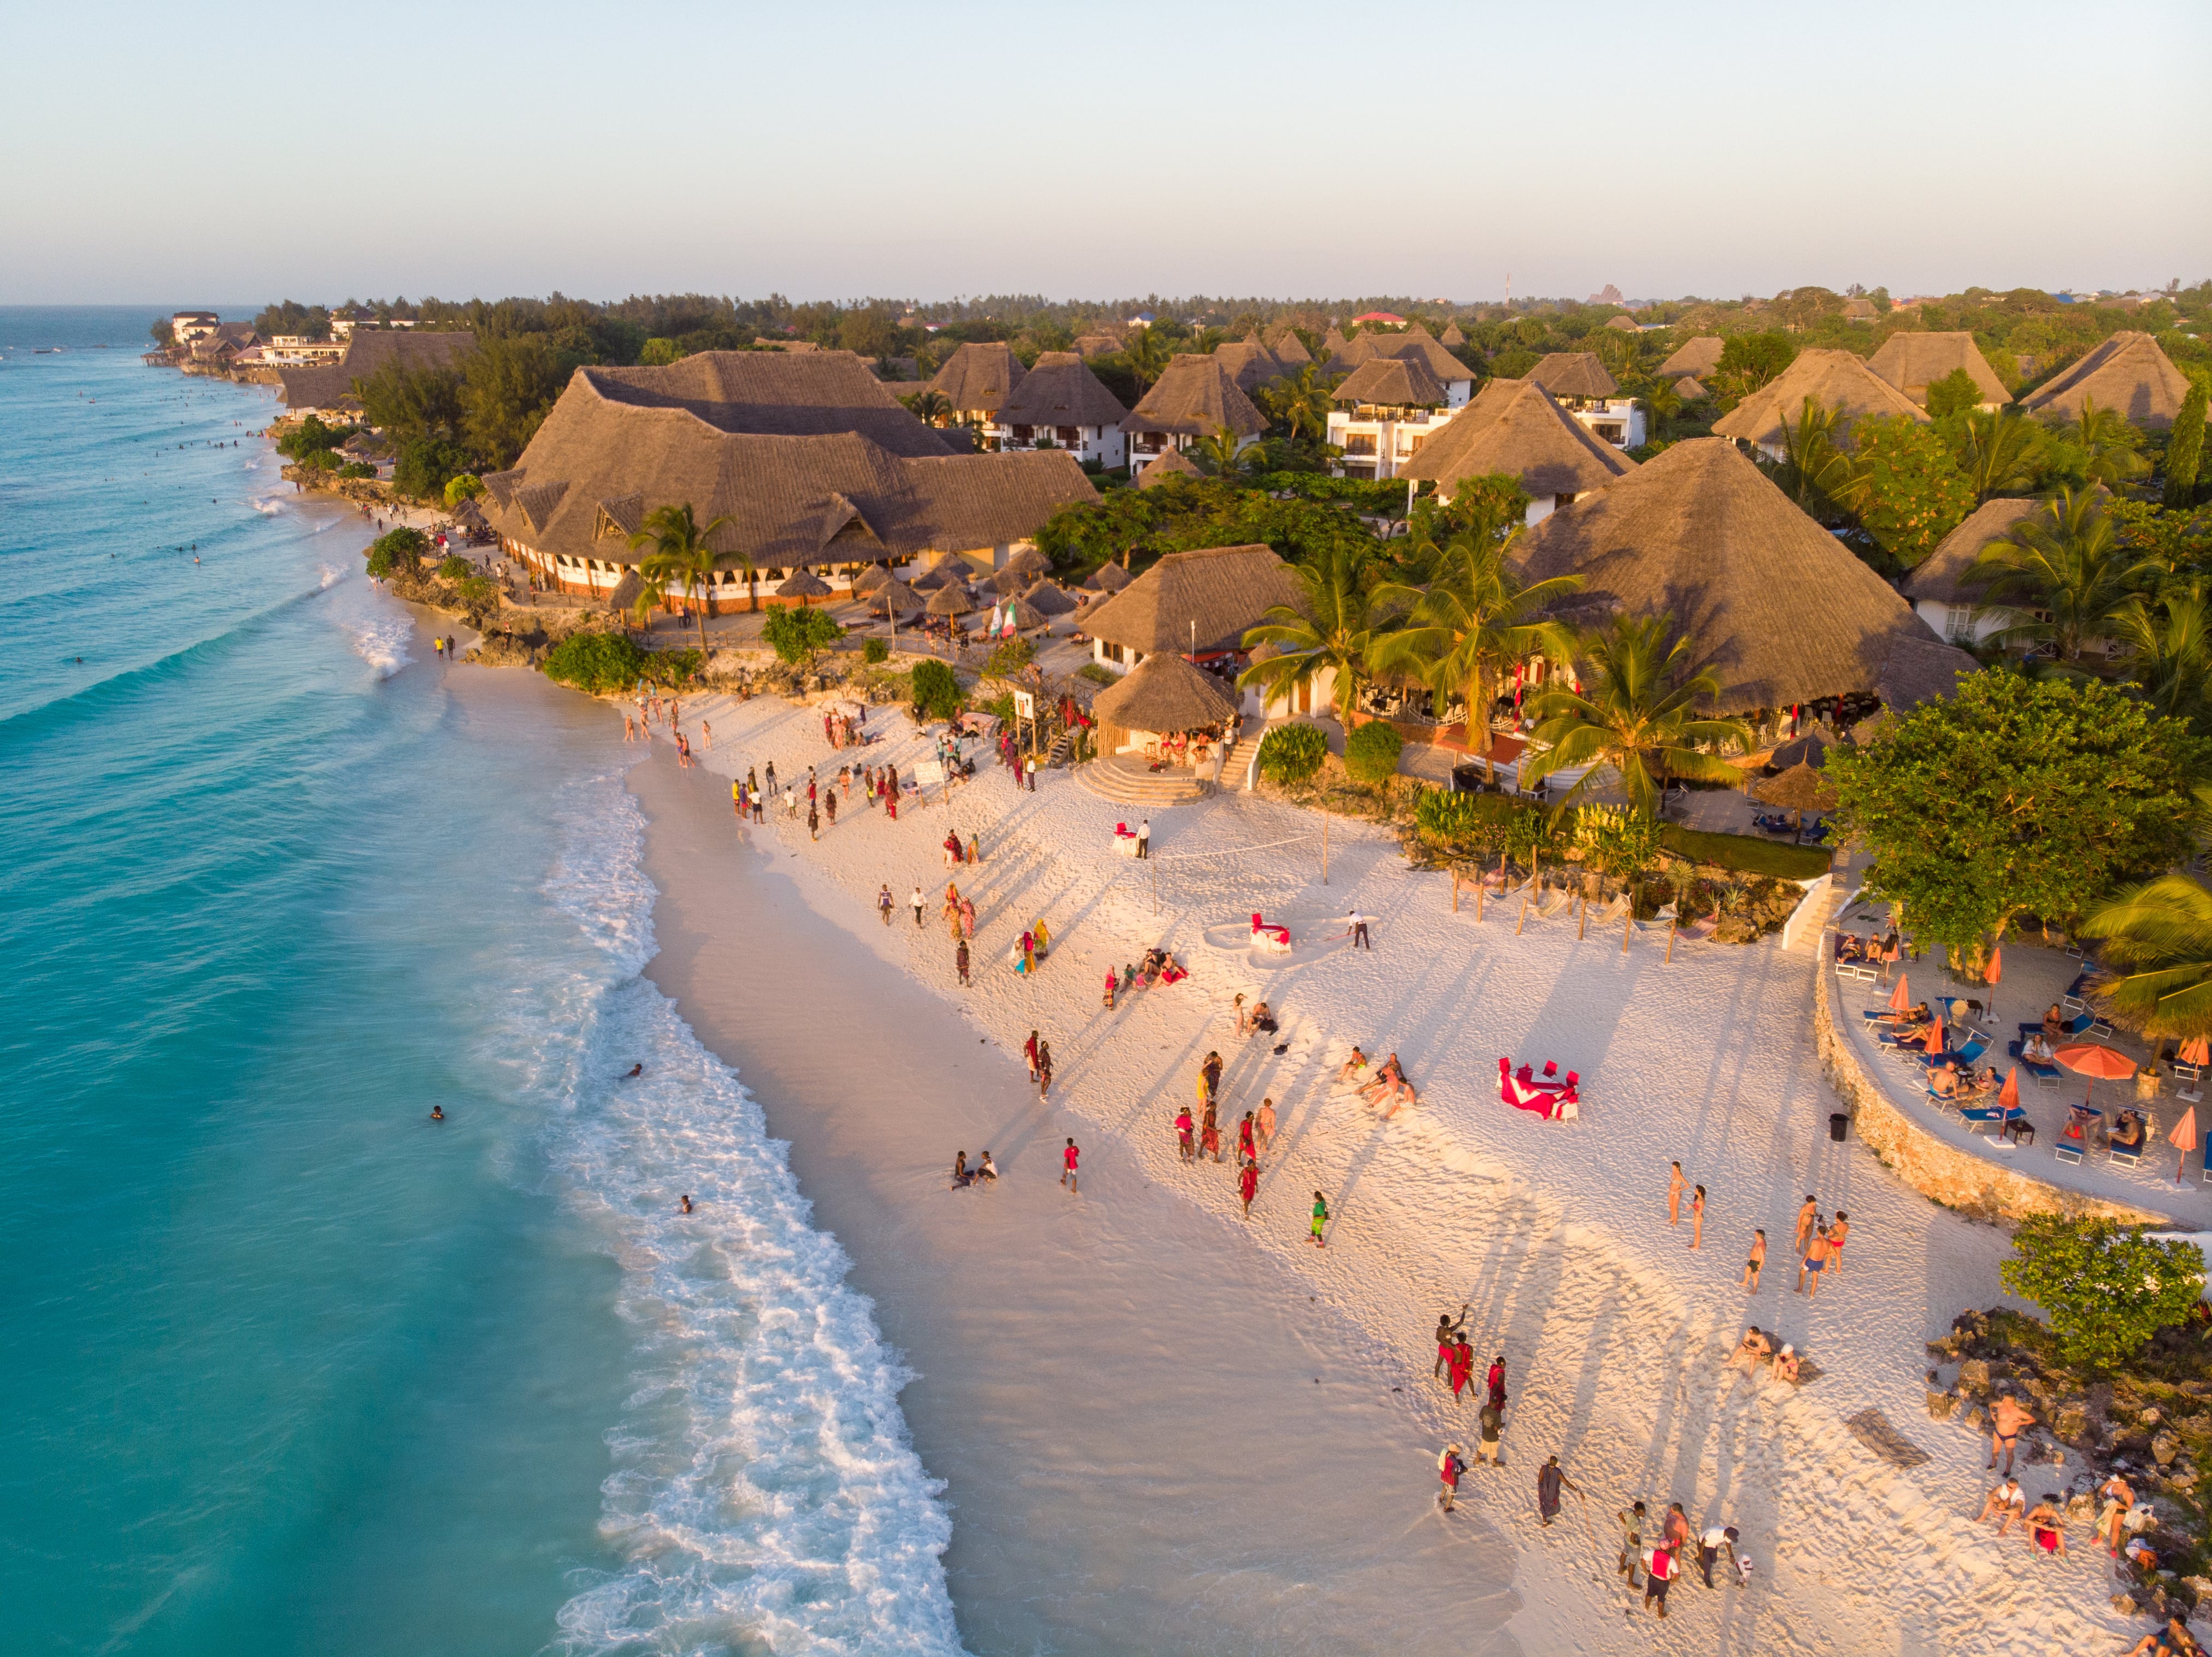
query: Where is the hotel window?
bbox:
[1103,641,1124,665]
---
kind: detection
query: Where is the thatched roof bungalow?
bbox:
[1527,352,1644,448]
[1399,379,1636,522]
[1512,438,1973,724]
[1080,543,1303,678]
[1867,332,2008,409]
[922,342,1026,429]
[1657,336,1725,378]
[991,350,1129,469]
[1213,332,1289,394]
[1121,355,1267,474]
[1898,497,2044,646]
[2021,331,2195,428]
[1713,348,1927,457]
[1090,649,1242,755]
[277,329,477,416]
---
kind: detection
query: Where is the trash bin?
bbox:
[1829,1112,1849,1143]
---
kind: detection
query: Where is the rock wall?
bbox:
[1811,961,2168,1225]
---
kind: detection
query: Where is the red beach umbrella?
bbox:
[2055,1043,2137,1108]
[1998,1067,2020,1110]
[2170,1106,2199,1184]
[1923,1013,1945,1055]
[2180,1036,2210,1067]
[1888,973,1910,1013]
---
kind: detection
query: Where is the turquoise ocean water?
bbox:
[0,309,959,1655]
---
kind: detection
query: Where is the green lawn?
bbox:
[1660,825,1832,880]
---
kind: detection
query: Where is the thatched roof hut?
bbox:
[1213,332,1287,394]
[1867,332,2008,408]
[1439,321,1466,348]
[1136,449,1203,489]
[925,583,977,616]
[1270,328,1313,365]
[850,562,891,594]
[1754,761,1839,813]
[1023,579,1079,615]
[1713,349,1927,449]
[575,350,954,455]
[2022,331,2195,427]
[1331,325,1470,387]
[1120,355,1268,438]
[1511,438,1974,715]
[1003,596,1048,631]
[1332,355,1448,408]
[911,562,963,591]
[1091,649,1240,743]
[1768,730,1836,770]
[775,569,833,598]
[1657,336,1725,378]
[1084,561,1132,592]
[869,578,921,615]
[985,564,1029,595]
[923,341,1026,416]
[1005,545,1050,578]
[1674,376,1708,401]
[997,352,1128,428]
[1399,379,1636,500]
[1528,352,1620,400]
[1081,543,1304,657]
[1901,497,2045,607]
[1604,314,1640,333]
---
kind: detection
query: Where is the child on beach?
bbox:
[1175,1108,1195,1162]
[1310,1191,1329,1247]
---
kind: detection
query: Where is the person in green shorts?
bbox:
[1310,1191,1329,1247]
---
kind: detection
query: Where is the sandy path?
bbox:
[625,686,2148,1655]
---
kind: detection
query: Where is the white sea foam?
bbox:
[251,495,280,514]
[540,778,963,1656]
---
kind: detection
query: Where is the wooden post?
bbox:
[1452,868,1459,913]
[1476,865,1485,922]
[1322,809,1329,886]
[1516,895,1530,935]
[1623,901,1634,954]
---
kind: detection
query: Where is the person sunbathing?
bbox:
[2024,1498,2067,1558]
[1772,1344,1801,1384]
[2022,1032,2057,1065]
[1930,1062,1962,1098]
[1358,1054,1407,1108]
[2110,1112,2148,1153]
[1337,1047,1369,1084]
[1726,1326,1773,1376]
[2043,1003,2066,1038]
[1248,999,1276,1032]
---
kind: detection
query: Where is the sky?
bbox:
[6,0,2209,308]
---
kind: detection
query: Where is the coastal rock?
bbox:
[2153,1430,2180,1467]
[1926,1389,1959,1421]
[1964,1402,1990,1432]
[2183,1574,2212,1607]
[1958,1359,1992,1396]
[2113,1592,2141,1616]
[2065,1491,2097,1524]
[2056,1404,2090,1442]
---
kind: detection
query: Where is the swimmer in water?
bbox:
[623,1063,643,1079]
[430,1105,444,1120]
[679,1194,693,1214]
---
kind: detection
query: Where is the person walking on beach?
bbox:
[807,802,819,842]
[1256,1097,1276,1155]
[878,884,895,926]
[1199,1109,1221,1164]
[1698,1523,1740,1588]
[1434,1309,1467,1379]
[1175,1107,1195,1162]
[1061,1137,1079,1194]
[911,885,925,927]
[1103,968,1116,1011]
[1474,1400,1503,1468]
[956,937,970,987]
[822,788,836,828]
[1035,1040,1052,1100]
[785,784,798,818]
[1827,1211,1849,1276]
[1309,1190,1330,1247]
[1486,1355,1508,1413]
[1238,1159,1258,1217]
[732,777,743,818]
[1238,1110,1256,1166]
[1025,1030,1042,1082]
[1438,1442,1467,1512]
[1743,1229,1767,1292]
[1136,818,1149,859]
[764,760,776,797]
[1536,1455,1581,1527]
[1446,1339,1473,1401]
[1643,1541,1677,1618]
[1794,1194,1819,1256]
[1668,1161,1686,1226]
[1797,1224,1832,1297]
[1616,1501,1649,1587]
[1988,1391,2035,1476]
[1687,1185,1705,1251]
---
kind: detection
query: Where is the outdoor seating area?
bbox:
[1832,900,2212,1218]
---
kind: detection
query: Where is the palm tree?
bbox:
[1963,487,2149,662]
[2080,873,2212,1041]
[1124,326,1170,395]
[1190,425,1255,480]
[2062,397,2149,487]
[1259,363,1337,443]
[1768,397,1858,514]
[905,389,953,426]
[628,563,670,636]
[1521,614,1751,817]
[627,502,739,655]
[2113,582,2212,730]
[1191,326,1227,355]
[1238,541,1394,721]
[1369,535,1582,781]
[1948,408,2044,503]
[1636,377,1682,442]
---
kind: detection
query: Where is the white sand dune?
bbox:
[625,686,2154,1655]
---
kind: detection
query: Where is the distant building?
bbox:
[1866,332,2008,409]
[263,336,348,367]
[1326,356,1451,480]
[170,311,220,345]
[1656,336,1725,378]
[1586,285,1624,305]
[1712,349,1927,460]
[1322,324,1476,408]
[1398,379,1637,524]
[276,330,476,418]
[2021,331,2195,428]
[922,342,1026,449]
[1527,353,1645,448]
[1351,310,1406,327]
[989,352,1129,469]
[1843,297,1879,323]
[1120,354,1267,473]
[1603,314,1640,332]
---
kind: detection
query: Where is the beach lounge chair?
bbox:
[2107,1134,2145,1169]
[2055,1127,2086,1165]
[1961,1105,2024,1141]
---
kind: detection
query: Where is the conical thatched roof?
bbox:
[1657,336,1725,377]
[1322,327,1351,357]
[869,578,921,614]
[1269,328,1312,365]
[1136,449,1203,489]
[985,564,1028,595]
[1332,325,1471,387]
[2022,331,2194,427]
[1768,730,1836,769]
[1081,543,1304,656]
[1399,379,1636,498]
[926,583,978,616]
[1439,321,1466,348]
[1213,332,1287,394]
[609,569,644,612]
[1332,354,1448,407]
[1004,596,1047,630]
[1511,438,1975,714]
[1005,544,1050,577]
[1754,761,1839,812]
[997,351,1128,427]
[1604,314,1640,333]
[1900,497,2045,606]
[1085,560,1132,592]
[1674,376,1708,400]
[1713,348,1927,448]
[1867,332,2008,408]
[1528,352,1620,399]
[923,341,1025,415]
[1023,579,1078,615]
[850,562,891,594]
[776,569,833,597]
[1091,649,1240,734]
[1120,354,1268,438]
[911,561,962,590]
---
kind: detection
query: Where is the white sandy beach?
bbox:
[621,680,2160,1656]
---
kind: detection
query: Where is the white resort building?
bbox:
[1398,379,1637,525]
[1526,353,1645,448]
[1325,356,1452,480]
[987,352,1129,469]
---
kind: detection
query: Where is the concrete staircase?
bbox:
[1073,754,1212,807]
[1785,876,1852,951]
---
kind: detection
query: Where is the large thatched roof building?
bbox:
[277,329,477,416]
[1325,324,1475,407]
[1080,543,1304,675]
[1090,650,1242,752]
[2022,331,2195,427]
[1398,379,1635,520]
[1713,348,1928,455]
[1512,438,1974,718]
[1867,332,2009,409]
[1527,352,1620,401]
[1213,332,1289,394]
[479,355,1096,613]
[1332,355,1449,409]
[1898,497,2045,647]
[1657,336,1725,378]
[990,351,1131,470]
[922,341,1026,425]
[1121,355,1267,475]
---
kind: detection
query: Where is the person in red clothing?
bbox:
[1199,1113,1221,1162]
[1643,1541,1677,1618]
[1447,1340,1474,1400]
[1174,1107,1195,1162]
[1103,969,1116,1011]
[1237,1110,1256,1165]
[1486,1356,1508,1411]
[1023,1030,1041,1083]
[1238,1160,1258,1217]
[1061,1137,1079,1193]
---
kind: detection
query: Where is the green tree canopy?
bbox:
[1256,721,1328,785]
[2165,383,2207,510]
[2000,1218,2205,1372]
[1827,672,2204,956]
[1835,415,1975,568]
[1963,487,2151,661]
[461,334,569,469]
[762,603,843,665]
[2082,869,2212,1041]
[1923,367,1986,418]
[254,300,332,340]
[1712,332,1798,404]
[1238,541,1393,721]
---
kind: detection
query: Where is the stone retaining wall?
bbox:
[1812,960,2167,1225]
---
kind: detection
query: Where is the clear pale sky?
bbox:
[7,0,2207,307]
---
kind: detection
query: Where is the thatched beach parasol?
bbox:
[1004,545,1051,578]
[986,565,1031,596]
[1768,730,1835,771]
[1022,580,1078,616]
[868,579,921,616]
[1091,650,1240,747]
[1084,561,1131,594]
[1004,596,1048,631]
[926,583,978,618]
[849,563,892,595]
[1754,761,1839,835]
[911,563,963,592]
[775,569,833,600]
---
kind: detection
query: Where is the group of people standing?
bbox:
[1172,1047,1280,1224]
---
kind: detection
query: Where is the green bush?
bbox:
[1257,722,1329,785]
[541,631,647,695]
[1658,825,1831,880]
[861,636,890,665]
[2001,1218,2206,1372]
[1416,788,1521,850]
[984,637,1035,678]
[910,659,963,721]
[1344,719,1403,784]
[364,526,431,579]
[1076,662,1115,686]
[437,555,475,580]
[276,415,351,462]
[762,604,843,665]
[443,473,484,507]
[338,461,375,479]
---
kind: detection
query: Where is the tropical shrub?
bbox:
[910,658,963,720]
[364,526,430,579]
[1415,788,1520,851]
[541,631,646,695]
[443,473,484,507]
[1344,718,1403,783]
[861,636,890,665]
[984,637,1035,678]
[762,604,842,665]
[1256,722,1328,785]
[437,555,474,580]
[2001,1218,2205,1372]
[338,462,375,479]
